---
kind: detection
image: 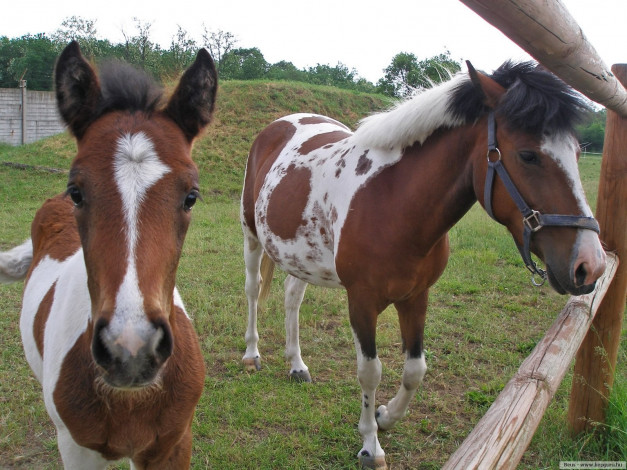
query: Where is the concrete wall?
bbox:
[0,87,65,146]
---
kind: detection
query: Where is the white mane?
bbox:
[353,73,469,149]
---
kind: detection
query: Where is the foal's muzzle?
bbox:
[92,316,173,388]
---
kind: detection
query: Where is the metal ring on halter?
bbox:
[532,272,547,287]
[486,147,501,162]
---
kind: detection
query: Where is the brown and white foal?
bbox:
[0,41,217,468]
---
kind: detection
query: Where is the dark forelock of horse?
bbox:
[96,60,164,117]
[449,61,589,136]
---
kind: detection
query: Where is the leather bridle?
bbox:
[483,111,600,286]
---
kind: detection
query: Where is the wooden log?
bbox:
[443,253,618,470]
[459,0,627,117]
[568,64,627,433]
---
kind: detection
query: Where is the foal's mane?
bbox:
[354,61,588,149]
[96,60,164,117]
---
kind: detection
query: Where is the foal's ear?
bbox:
[165,49,218,142]
[466,60,505,109]
[55,41,102,139]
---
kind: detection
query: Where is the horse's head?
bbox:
[55,42,217,388]
[462,61,606,295]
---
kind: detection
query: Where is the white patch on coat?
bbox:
[255,114,405,287]
[20,254,67,382]
[32,249,91,428]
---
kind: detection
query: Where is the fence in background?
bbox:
[0,84,65,146]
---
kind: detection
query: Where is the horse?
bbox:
[240,61,606,469]
[0,41,217,468]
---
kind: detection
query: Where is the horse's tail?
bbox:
[258,251,275,309]
[0,239,33,283]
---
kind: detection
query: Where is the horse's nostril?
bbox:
[575,262,587,287]
[92,318,112,368]
[152,318,173,363]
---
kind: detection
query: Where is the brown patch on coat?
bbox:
[299,131,350,155]
[242,120,297,237]
[267,164,312,240]
[355,150,373,175]
[33,284,55,356]
[298,116,350,130]
[29,195,80,269]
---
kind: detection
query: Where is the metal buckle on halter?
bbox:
[486,147,501,163]
[523,210,543,232]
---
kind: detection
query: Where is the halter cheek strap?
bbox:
[483,111,600,285]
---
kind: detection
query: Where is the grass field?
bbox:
[0,82,624,469]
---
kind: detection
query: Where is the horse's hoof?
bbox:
[289,369,312,382]
[358,452,387,470]
[375,405,392,431]
[243,357,261,372]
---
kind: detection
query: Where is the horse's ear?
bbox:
[466,60,505,109]
[55,41,102,139]
[165,49,218,142]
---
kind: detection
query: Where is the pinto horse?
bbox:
[0,42,217,468]
[240,61,606,468]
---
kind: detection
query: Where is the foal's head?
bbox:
[55,42,217,388]
[452,61,605,295]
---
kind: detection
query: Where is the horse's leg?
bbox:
[348,292,387,470]
[376,290,428,431]
[242,231,263,371]
[284,275,311,382]
[56,426,109,470]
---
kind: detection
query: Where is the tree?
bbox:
[266,60,307,82]
[577,108,606,153]
[53,16,101,58]
[377,51,461,97]
[120,18,158,72]
[161,25,197,77]
[220,47,267,80]
[201,27,237,75]
[306,62,356,88]
[0,34,58,90]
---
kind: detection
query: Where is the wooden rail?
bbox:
[459,0,627,117]
[443,253,618,470]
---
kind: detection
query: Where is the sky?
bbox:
[1,0,625,84]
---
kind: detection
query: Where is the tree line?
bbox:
[0,16,460,98]
[0,16,606,149]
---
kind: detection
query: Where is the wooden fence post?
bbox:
[19,79,27,145]
[568,64,627,433]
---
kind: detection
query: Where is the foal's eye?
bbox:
[183,190,200,212]
[67,186,84,207]
[518,151,540,165]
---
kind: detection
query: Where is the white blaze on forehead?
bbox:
[541,133,593,217]
[110,132,171,335]
[114,132,171,251]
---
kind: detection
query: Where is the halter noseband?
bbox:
[483,111,600,286]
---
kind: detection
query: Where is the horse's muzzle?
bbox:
[92,316,173,388]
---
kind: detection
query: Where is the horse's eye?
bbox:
[183,190,199,211]
[519,151,540,165]
[67,186,84,207]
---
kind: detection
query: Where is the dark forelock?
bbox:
[449,61,589,136]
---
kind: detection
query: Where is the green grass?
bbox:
[0,83,624,469]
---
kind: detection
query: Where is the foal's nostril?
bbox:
[151,318,173,364]
[574,262,588,287]
[92,317,113,368]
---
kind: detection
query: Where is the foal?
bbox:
[0,41,217,468]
